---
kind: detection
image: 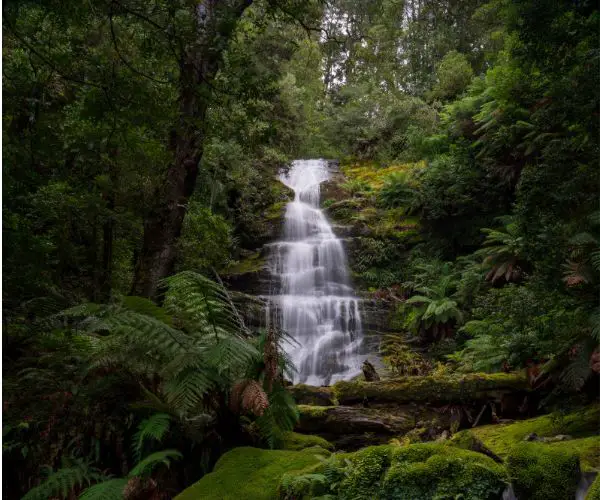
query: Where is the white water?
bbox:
[267,159,364,385]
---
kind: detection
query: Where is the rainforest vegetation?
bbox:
[2,0,599,499]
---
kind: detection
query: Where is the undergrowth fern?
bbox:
[132,413,171,462]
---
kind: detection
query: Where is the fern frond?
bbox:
[162,271,247,338]
[78,479,128,500]
[121,296,173,326]
[22,459,105,500]
[132,413,171,462]
[128,449,182,477]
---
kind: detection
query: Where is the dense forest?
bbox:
[2,0,599,499]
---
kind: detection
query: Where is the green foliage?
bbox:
[476,216,526,283]
[428,50,474,102]
[21,458,107,500]
[132,413,171,462]
[507,443,580,500]
[78,479,129,500]
[453,284,587,371]
[377,172,416,210]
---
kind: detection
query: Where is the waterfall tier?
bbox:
[267,159,364,385]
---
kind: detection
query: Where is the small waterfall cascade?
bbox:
[266,159,364,385]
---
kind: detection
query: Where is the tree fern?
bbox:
[162,271,248,338]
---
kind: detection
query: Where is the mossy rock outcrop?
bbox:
[279,443,508,500]
[175,446,330,500]
[507,442,580,500]
[333,372,530,406]
[465,405,600,469]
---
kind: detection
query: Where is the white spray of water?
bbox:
[267,159,364,385]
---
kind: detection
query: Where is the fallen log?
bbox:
[332,372,530,407]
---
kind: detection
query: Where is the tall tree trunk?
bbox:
[132,0,252,300]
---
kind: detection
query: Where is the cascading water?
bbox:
[266,159,364,386]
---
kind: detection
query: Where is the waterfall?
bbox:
[267,159,364,385]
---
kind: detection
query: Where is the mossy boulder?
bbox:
[279,443,508,500]
[175,446,329,500]
[380,444,508,500]
[278,431,333,451]
[333,372,529,406]
[507,442,580,500]
[469,405,600,468]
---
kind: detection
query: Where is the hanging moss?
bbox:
[507,442,580,500]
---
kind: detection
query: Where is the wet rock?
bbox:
[229,291,267,330]
[362,359,381,381]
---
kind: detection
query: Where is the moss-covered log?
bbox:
[333,372,530,406]
[297,404,444,436]
[296,404,451,450]
[289,384,336,406]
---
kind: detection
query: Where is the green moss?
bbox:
[546,436,600,471]
[507,442,580,500]
[587,474,600,500]
[289,384,336,405]
[264,201,288,220]
[471,405,600,460]
[223,252,265,275]
[338,445,393,498]
[333,372,529,405]
[297,405,330,418]
[279,432,333,451]
[175,446,328,500]
[382,444,507,500]
[278,443,507,500]
[341,161,425,190]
